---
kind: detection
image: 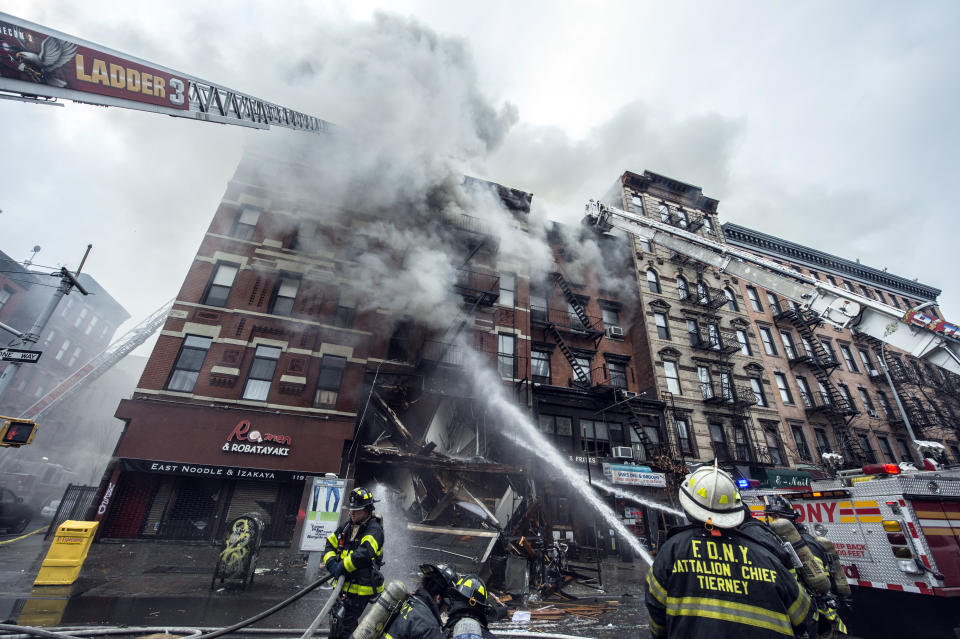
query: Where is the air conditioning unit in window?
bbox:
[606,325,625,338]
[618,389,638,400]
[612,446,634,459]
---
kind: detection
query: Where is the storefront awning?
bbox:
[760,468,813,490]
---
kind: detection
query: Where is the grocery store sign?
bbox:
[223,420,291,457]
[602,463,666,488]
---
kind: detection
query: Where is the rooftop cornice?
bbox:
[721,222,941,301]
[620,170,719,213]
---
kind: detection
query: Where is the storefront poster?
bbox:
[761,469,812,490]
[299,475,345,552]
[602,463,667,488]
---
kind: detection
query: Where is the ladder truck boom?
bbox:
[583,200,960,375]
[0,12,330,133]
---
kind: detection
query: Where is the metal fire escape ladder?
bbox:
[545,324,590,386]
[551,272,602,344]
[19,300,174,420]
[622,397,664,459]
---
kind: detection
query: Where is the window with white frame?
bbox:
[750,377,767,406]
[497,334,517,378]
[531,349,551,384]
[608,361,627,388]
[270,275,301,316]
[74,307,88,328]
[314,355,347,409]
[774,372,793,404]
[840,345,859,373]
[231,208,260,241]
[0,287,12,313]
[658,203,670,223]
[55,339,71,361]
[698,366,713,400]
[780,331,797,359]
[677,276,689,300]
[499,272,516,306]
[759,327,778,356]
[766,292,782,315]
[654,312,670,339]
[647,269,661,293]
[203,263,239,307]
[85,314,99,335]
[746,286,762,312]
[736,329,751,355]
[663,361,681,395]
[796,375,813,407]
[724,288,738,311]
[858,388,877,417]
[242,345,281,401]
[792,425,812,461]
[166,335,213,392]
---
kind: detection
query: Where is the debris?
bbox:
[511,611,531,624]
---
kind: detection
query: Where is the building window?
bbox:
[876,389,893,416]
[765,428,784,465]
[658,203,670,223]
[539,415,573,438]
[74,307,88,328]
[750,377,767,406]
[780,331,797,359]
[814,428,831,455]
[710,423,729,461]
[902,297,912,310]
[638,237,652,253]
[719,371,734,401]
[809,270,820,280]
[530,291,547,323]
[43,330,56,346]
[890,296,901,310]
[759,327,778,356]
[858,432,877,464]
[877,436,896,463]
[736,329,751,355]
[858,284,873,299]
[724,288,738,311]
[269,275,301,316]
[602,307,620,330]
[842,280,854,292]
[698,366,713,400]
[677,276,689,300]
[707,323,721,350]
[896,438,914,462]
[0,287,12,312]
[647,269,661,293]
[55,339,71,361]
[875,289,887,304]
[631,195,645,214]
[840,345,859,373]
[837,382,856,411]
[314,355,347,409]
[580,420,611,457]
[203,263,239,307]
[858,348,878,375]
[746,286,762,312]
[531,350,551,384]
[85,314,99,336]
[858,388,877,417]
[663,360,681,395]
[676,209,689,228]
[792,425,811,461]
[497,334,517,379]
[774,373,793,404]
[766,292,782,315]
[499,272,516,306]
[654,312,670,339]
[801,336,816,359]
[703,216,716,234]
[686,318,700,346]
[575,356,593,383]
[332,289,358,328]
[820,339,837,364]
[230,208,260,241]
[67,346,82,368]
[796,376,813,407]
[608,361,627,388]
[675,418,693,454]
[242,345,281,401]
[817,380,832,405]
[166,335,212,392]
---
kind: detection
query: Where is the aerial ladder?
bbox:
[0,11,329,133]
[18,300,173,421]
[583,200,960,376]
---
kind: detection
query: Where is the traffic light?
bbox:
[0,417,38,447]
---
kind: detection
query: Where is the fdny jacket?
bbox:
[385,590,443,639]
[323,514,385,596]
[645,525,814,638]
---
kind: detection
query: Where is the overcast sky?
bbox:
[2,0,958,354]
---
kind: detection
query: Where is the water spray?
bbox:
[461,348,655,566]
[592,479,687,519]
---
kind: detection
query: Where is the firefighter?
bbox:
[324,487,385,639]
[384,564,458,639]
[443,574,497,639]
[645,464,815,638]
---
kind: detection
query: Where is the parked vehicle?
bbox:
[0,486,33,534]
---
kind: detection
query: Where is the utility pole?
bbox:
[0,245,92,408]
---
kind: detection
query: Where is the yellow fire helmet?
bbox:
[678,463,745,528]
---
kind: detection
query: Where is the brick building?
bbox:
[722,223,960,469]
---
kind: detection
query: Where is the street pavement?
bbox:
[0,527,653,636]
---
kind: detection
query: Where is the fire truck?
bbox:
[742,464,960,636]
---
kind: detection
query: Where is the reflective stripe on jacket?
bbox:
[384,590,442,639]
[323,514,385,596]
[645,526,814,638]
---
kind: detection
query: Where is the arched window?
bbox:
[647,269,661,294]
[697,280,709,304]
[724,287,738,311]
[677,276,689,300]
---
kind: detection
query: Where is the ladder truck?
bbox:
[583,200,960,375]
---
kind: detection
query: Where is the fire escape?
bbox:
[775,309,865,466]
[534,269,604,387]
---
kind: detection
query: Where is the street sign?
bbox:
[0,348,42,363]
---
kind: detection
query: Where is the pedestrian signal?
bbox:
[0,417,38,447]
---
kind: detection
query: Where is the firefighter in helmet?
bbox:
[324,487,385,639]
[645,463,815,638]
[443,574,498,639]
[384,564,459,639]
